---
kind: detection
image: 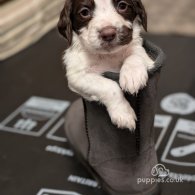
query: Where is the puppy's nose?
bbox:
[100,26,117,42]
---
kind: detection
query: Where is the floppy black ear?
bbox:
[58,0,73,46]
[134,0,147,31]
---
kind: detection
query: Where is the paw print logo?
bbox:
[151,164,170,178]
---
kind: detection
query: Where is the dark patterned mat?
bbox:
[0,29,194,195]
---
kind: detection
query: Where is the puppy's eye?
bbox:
[117,1,129,13]
[79,7,92,19]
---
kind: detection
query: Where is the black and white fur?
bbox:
[58,0,154,131]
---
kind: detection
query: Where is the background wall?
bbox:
[143,0,195,36]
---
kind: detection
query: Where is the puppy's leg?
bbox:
[120,56,148,94]
[68,85,99,102]
[142,47,155,71]
[68,72,137,131]
[120,46,154,94]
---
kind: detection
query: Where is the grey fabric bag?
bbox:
[65,40,165,195]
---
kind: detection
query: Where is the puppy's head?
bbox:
[58,0,147,53]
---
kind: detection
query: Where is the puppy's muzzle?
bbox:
[99,26,117,42]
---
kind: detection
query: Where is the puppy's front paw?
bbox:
[108,103,137,131]
[120,65,148,94]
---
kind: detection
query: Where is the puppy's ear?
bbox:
[58,0,72,46]
[134,0,147,31]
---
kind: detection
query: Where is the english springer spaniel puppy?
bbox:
[58,0,154,131]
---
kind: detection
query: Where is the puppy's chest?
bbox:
[88,54,127,74]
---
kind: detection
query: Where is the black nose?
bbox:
[100,26,117,42]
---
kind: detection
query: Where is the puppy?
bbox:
[58,0,154,131]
